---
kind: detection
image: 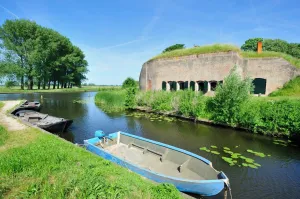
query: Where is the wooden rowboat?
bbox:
[84,131,230,196]
[11,100,41,114]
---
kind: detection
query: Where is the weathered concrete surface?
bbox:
[139,52,300,95]
[0,101,27,131]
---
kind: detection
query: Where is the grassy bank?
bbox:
[269,77,300,97]
[95,90,126,112]
[0,109,182,198]
[0,86,121,94]
[149,44,300,69]
[95,89,300,139]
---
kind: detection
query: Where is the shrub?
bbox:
[209,66,253,126]
[5,80,17,88]
[122,77,137,89]
[124,87,137,109]
[178,90,207,118]
[150,91,173,111]
[163,44,185,53]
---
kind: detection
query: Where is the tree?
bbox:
[162,44,185,53]
[263,39,289,53]
[0,19,88,90]
[209,66,253,126]
[288,43,300,59]
[241,38,263,51]
[122,77,137,89]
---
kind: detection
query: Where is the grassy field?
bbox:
[0,86,121,94]
[0,103,182,199]
[149,44,300,69]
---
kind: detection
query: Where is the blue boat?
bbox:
[84,130,230,196]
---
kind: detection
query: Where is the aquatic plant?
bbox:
[211,145,217,148]
[210,151,220,155]
[246,149,266,157]
[223,147,230,150]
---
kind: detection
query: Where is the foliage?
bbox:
[151,44,241,61]
[209,67,253,126]
[0,125,182,198]
[269,77,300,96]
[178,90,207,118]
[241,38,300,59]
[122,77,137,89]
[95,90,126,112]
[0,19,88,90]
[124,87,137,109]
[238,98,300,136]
[162,44,185,53]
[5,80,17,88]
[241,38,263,51]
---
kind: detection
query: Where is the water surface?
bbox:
[1,92,299,199]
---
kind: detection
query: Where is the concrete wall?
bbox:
[139,52,300,95]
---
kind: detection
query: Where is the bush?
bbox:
[5,80,17,88]
[163,44,185,53]
[124,87,137,109]
[238,99,300,136]
[122,77,137,89]
[241,38,263,51]
[209,66,253,126]
[178,90,207,118]
[151,91,173,111]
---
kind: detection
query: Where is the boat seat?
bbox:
[178,158,190,173]
[129,143,163,157]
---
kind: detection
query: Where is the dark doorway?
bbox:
[184,81,189,90]
[252,78,267,94]
[179,82,184,90]
[198,81,208,93]
[190,81,195,91]
[211,81,217,91]
[170,81,177,91]
[162,81,166,91]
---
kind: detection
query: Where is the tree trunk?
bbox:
[21,76,24,90]
[38,81,41,90]
[64,83,67,88]
[43,78,46,89]
[53,81,56,89]
[61,81,64,89]
[30,78,34,90]
[70,84,73,88]
[48,81,51,89]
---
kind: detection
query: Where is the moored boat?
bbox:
[84,131,230,196]
[11,100,41,114]
[14,110,73,133]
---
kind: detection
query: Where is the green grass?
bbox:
[0,86,121,94]
[95,90,126,112]
[150,44,241,61]
[149,44,300,69]
[269,77,300,97]
[0,102,4,109]
[0,124,182,198]
[241,51,300,68]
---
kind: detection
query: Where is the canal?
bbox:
[1,91,299,199]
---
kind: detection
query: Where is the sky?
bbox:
[1,0,300,85]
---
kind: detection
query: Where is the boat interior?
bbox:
[95,133,220,181]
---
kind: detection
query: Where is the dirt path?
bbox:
[0,101,27,131]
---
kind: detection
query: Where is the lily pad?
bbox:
[211,145,217,149]
[199,147,208,151]
[247,149,254,153]
[245,158,255,163]
[235,146,239,148]
[223,147,230,150]
[274,139,287,144]
[253,163,261,167]
[248,164,258,169]
[267,154,271,157]
[222,157,234,164]
[224,150,233,155]
[231,154,239,159]
[210,151,220,155]
[254,152,266,158]
[242,163,248,167]
[239,156,247,160]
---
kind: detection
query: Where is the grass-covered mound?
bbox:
[269,77,300,97]
[0,124,182,198]
[150,44,240,61]
[149,44,300,69]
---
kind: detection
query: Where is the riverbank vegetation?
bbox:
[0,104,182,198]
[95,72,300,139]
[0,19,88,90]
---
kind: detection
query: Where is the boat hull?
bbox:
[38,119,73,133]
[85,132,228,196]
